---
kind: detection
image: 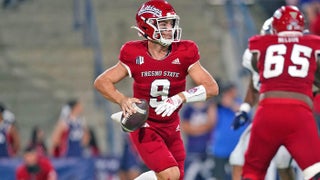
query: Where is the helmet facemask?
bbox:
[260,17,273,35]
[133,15,182,47]
[150,15,181,46]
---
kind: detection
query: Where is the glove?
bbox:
[155,94,183,117]
[231,111,250,130]
[110,111,123,123]
[231,103,251,130]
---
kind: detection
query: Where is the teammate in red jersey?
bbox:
[94,0,219,179]
[242,6,320,180]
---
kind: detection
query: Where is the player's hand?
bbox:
[119,97,141,117]
[155,94,183,117]
[231,111,250,130]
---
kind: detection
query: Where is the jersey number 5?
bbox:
[263,44,312,79]
[150,79,170,108]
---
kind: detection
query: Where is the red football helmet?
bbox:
[133,0,181,46]
[272,6,304,34]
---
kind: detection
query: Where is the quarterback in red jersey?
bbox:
[94,0,219,179]
[242,6,320,180]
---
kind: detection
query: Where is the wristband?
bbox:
[239,102,251,113]
[182,85,207,103]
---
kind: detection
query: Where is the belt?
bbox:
[259,91,313,108]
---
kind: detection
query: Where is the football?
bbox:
[120,99,149,132]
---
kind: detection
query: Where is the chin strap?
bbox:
[131,26,146,38]
[131,26,171,47]
[182,85,207,103]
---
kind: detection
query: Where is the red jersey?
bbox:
[249,34,320,99]
[16,157,56,180]
[119,40,200,123]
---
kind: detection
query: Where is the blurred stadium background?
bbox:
[0,0,290,178]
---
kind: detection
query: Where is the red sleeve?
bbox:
[119,43,129,64]
[16,165,28,180]
[192,43,200,63]
[248,35,262,52]
[188,40,200,62]
[182,40,200,70]
[118,42,135,67]
[118,42,138,77]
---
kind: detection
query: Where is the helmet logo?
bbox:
[138,5,162,17]
[290,12,297,19]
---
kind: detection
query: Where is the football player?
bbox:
[241,6,320,180]
[94,0,219,179]
[230,18,297,180]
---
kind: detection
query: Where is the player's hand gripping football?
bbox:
[231,111,250,130]
[119,97,141,117]
[155,94,183,117]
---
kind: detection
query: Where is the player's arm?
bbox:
[155,61,219,117]
[81,126,90,147]
[251,52,259,73]
[231,75,259,130]
[9,125,20,155]
[175,61,219,103]
[186,61,219,100]
[181,102,217,135]
[50,120,66,155]
[94,62,140,116]
[243,77,259,106]
[231,47,259,129]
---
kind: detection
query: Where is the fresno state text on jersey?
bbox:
[249,34,320,99]
[119,40,200,123]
